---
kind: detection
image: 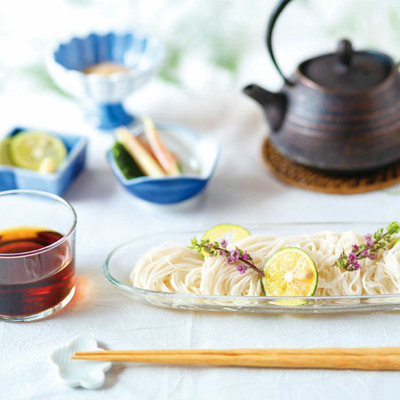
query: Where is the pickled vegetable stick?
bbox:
[136,136,153,156]
[143,117,180,176]
[116,128,166,177]
[136,136,162,168]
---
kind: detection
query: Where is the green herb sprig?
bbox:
[189,237,263,276]
[335,222,400,271]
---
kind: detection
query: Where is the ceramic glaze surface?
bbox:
[108,122,219,204]
[50,335,112,390]
[244,0,400,172]
[47,32,163,129]
[0,128,87,195]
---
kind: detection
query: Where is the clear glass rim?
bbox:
[0,189,77,258]
[103,221,399,302]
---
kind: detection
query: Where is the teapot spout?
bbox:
[243,84,287,132]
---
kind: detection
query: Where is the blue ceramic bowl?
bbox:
[0,128,87,196]
[107,122,220,204]
[47,31,164,129]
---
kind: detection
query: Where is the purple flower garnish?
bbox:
[335,222,400,272]
[348,253,357,263]
[364,234,374,248]
[229,249,240,262]
[353,262,362,270]
[188,236,264,277]
[219,239,228,248]
[236,264,247,274]
[361,249,369,257]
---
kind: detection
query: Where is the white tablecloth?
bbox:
[1,71,400,400]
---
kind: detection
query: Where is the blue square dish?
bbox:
[0,128,88,196]
[107,122,219,204]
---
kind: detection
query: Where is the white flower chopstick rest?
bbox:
[50,335,112,389]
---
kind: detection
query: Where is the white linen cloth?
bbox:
[2,0,400,393]
[0,80,400,400]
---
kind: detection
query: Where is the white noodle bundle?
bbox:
[130,231,400,297]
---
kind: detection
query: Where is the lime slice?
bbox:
[201,224,251,258]
[0,138,13,166]
[10,132,67,172]
[262,247,318,306]
[203,224,250,243]
[392,237,400,248]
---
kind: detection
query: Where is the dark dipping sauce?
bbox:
[0,227,75,317]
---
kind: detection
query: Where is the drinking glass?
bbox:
[0,190,77,322]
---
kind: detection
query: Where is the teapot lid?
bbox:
[299,39,394,93]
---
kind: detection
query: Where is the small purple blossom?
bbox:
[352,245,359,252]
[364,234,374,248]
[219,239,228,248]
[361,249,369,257]
[229,249,241,262]
[241,251,250,261]
[353,262,362,270]
[369,253,377,260]
[236,264,247,274]
[218,249,227,256]
[348,253,357,263]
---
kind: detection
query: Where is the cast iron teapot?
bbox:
[244,0,400,172]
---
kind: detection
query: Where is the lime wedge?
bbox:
[202,224,250,244]
[201,224,251,258]
[0,138,13,166]
[10,132,67,172]
[262,247,318,306]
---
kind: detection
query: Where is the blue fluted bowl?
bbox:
[47,31,164,129]
[107,122,220,204]
[0,128,87,196]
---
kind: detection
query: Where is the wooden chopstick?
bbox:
[72,348,400,370]
[74,347,400,356]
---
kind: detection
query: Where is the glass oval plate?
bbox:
[103,222,400,314]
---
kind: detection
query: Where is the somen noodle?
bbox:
[130,231,400,297]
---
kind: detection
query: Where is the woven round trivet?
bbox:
[262,138,400,194]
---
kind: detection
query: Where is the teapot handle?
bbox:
[266,0,295,86]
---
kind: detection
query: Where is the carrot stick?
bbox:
[143,117,180,176]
